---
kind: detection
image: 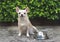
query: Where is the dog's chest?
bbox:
[20,18,28,26]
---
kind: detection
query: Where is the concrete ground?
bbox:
[0,26,60,42]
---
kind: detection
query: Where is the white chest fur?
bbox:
[20,17,28,26]
[20,23,26,26]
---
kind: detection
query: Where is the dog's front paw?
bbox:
[26,34,30,37]
[18,33,21,36]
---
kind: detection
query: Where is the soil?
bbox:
[0,26,60,42]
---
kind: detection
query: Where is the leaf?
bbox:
[0,0,60,22]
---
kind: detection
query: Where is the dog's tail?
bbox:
[32,26,39,33]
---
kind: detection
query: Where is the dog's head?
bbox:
[16,7,29,17]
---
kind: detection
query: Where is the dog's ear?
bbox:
[25,7,29,13]
[16,7,20,13]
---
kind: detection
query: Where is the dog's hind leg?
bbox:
[32,26,39,33]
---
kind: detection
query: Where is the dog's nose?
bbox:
[21,14,23,17]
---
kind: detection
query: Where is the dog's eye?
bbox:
[24,13,26,14]
[19,12,21,14]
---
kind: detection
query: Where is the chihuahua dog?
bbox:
[16,7,39,37]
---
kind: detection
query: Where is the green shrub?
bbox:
[0,0,60,22]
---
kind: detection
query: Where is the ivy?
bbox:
[0,0,60,22]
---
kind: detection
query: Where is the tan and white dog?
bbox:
[16,7,39,37]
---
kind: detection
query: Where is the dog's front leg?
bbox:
[18,26,22,36]
[26,30,30,37]
[26,27,30,37]
[18,31,21,36]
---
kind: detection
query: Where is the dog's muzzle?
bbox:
[21,14,23,17]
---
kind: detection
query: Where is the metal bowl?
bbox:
[36,31,49,40]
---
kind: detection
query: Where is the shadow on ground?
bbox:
[0,26,60,42]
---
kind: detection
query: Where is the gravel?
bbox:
[0,26,60,42]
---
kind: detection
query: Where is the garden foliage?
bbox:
[0,0,60,22]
